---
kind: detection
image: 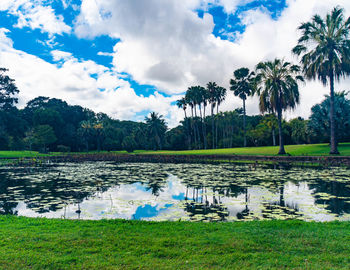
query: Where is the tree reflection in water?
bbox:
[0,162,349,221]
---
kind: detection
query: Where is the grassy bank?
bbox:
[141,143,350,156]
[1,143,350,159]
[0,216,349,269]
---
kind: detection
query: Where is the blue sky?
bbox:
[0,0,349,127]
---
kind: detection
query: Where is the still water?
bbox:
[0,162,350,222]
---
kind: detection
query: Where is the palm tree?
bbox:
[176,97,187,119]
[185,88,197,149]
[145,112,167,150]
[196,86,208,149]
[215,86,227,148]
[207,82,218,149]
[255,59,304,155]
[176,97,191,149]
[230,68,255,147]
[79,120,93,151]
[186,86,202,149]
[292,6,350,154]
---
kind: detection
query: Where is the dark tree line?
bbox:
[0,67,350,152]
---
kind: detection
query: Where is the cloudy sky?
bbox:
[0,0,349,127]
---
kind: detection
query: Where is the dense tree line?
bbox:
[0,67,350,152]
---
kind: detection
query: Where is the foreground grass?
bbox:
[142,143,350,156]
[0,216,349,269]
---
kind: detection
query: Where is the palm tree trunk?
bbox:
[272,128,276,146]
[243,98,247,147]
[191,107,197,149]
[198,105,203,149]
[329,69,339,154]
[183,109,191,150]
[194,106,200,149]
[211,105,215,149]
[202,104,207,149]
[277,105,286,155]
[216,105,219,149]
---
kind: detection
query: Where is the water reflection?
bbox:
[0,162,349,222]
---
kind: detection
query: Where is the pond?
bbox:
[0,162,350,222]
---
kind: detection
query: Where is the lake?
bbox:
[1,162,349,222]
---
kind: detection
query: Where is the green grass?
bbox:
[0,216,349,269]
[141,143,350,156]
[1,143,350,159]
[0,151,57,158]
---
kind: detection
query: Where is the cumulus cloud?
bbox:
[0,0,71,35]
[75,0,350,121]
[2,0,350,127]
[0,29,182,127]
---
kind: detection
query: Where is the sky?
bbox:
[0,0,350,128]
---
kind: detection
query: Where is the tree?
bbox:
[308,92,350,143]
[176,97,187,119]
[122,136,137,153]
[145,112,167,150]
[0,68,19,110]
[207,82,218,149]
[78,120,93,151]
[215,86,227,148]
[230,67,255,147]
[288,117,308,145]
[33,125,57,153]
[255,59,304,155]
[292,6,350,154]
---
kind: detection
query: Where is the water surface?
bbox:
[1,162,350,222]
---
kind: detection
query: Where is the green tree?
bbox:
[308,92,350,143]
[288,117,308,145]
[33,125,57,153]
[255,59,304,154]
[145,112,167,150]
[78,120,93,151]
[207,82,218,149]
[122,136,137,153]
[215,86,227,149]
[292,6,350,154]
[230,67,255,147]
[0,68,19,110]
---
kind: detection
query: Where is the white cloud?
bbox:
[2,0,350,127]
[0,29,182,127]
[0,0,71,35]
[75,0,350,121]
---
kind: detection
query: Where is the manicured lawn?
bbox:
[0,216,348,269]
[0,151,55,158]
[1,143,350,159]
[142,143,350,156]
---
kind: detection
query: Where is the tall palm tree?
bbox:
[255,59,304,155]
[197,86,208,149]
[176,97,187,119]
[215,86,227,148]
[292,6,350,154]
[230,67,255,147]
[185,88,197,149]
[176,97,191,149]
[145,112,167,150]
[79,120,93,151]
[207,82,218,149]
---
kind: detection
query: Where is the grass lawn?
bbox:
[141,143,350,156]
[1,143,350,159]
[0,216,348,269]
